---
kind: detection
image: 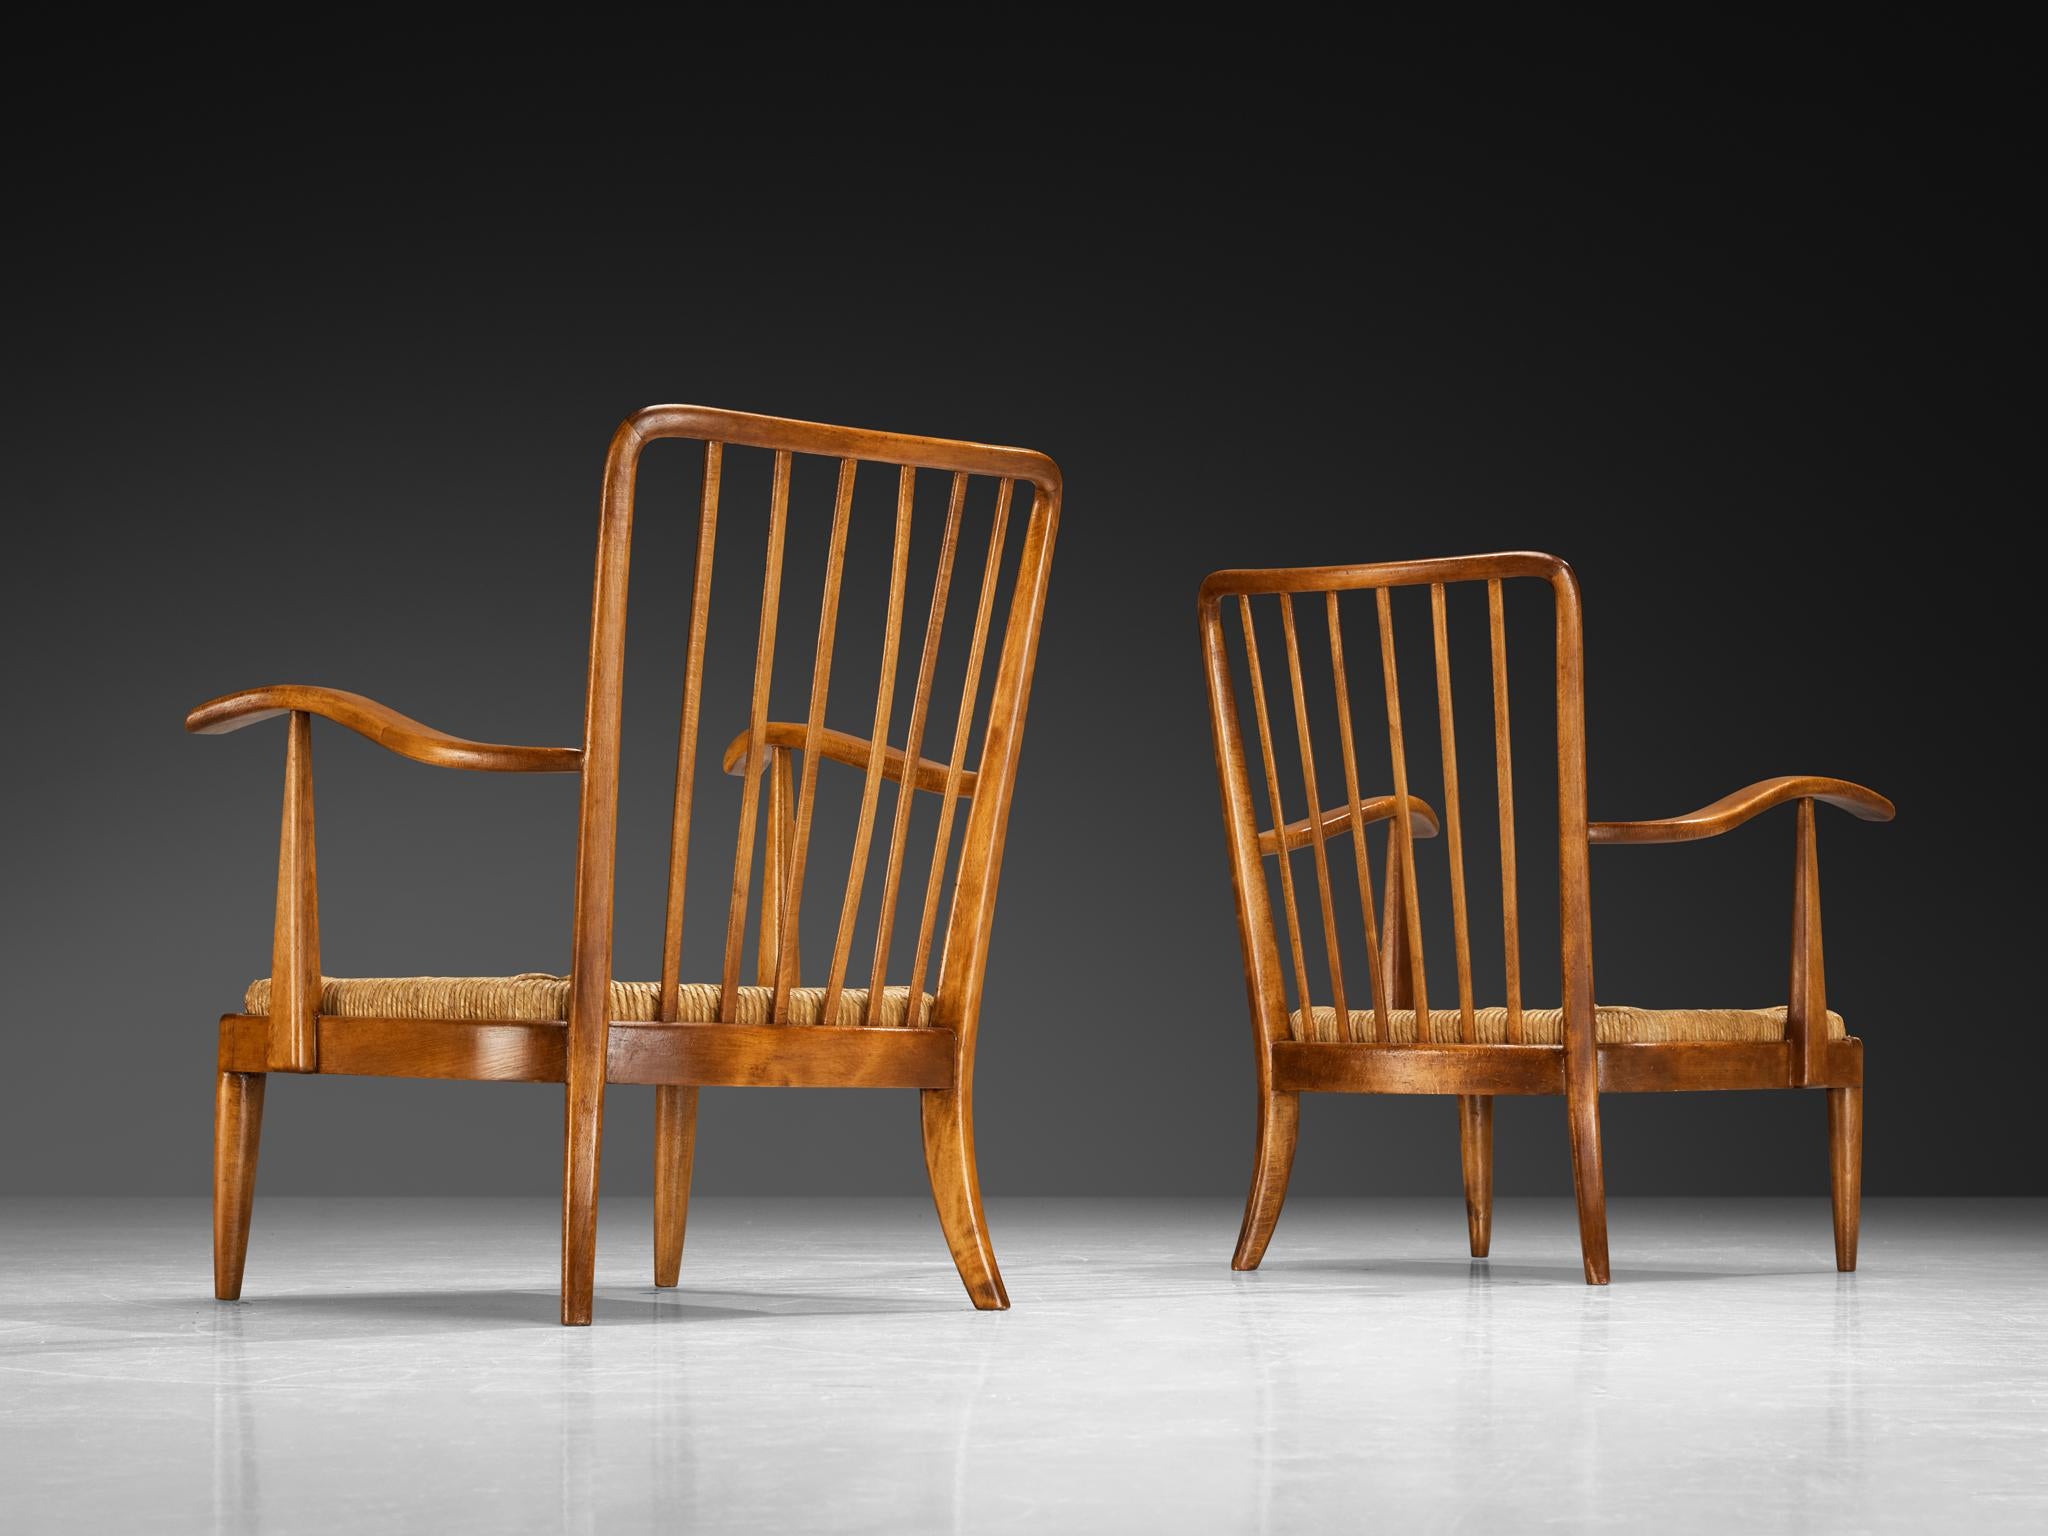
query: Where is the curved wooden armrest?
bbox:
[720,722,975,798]
[1258,797,1441,858]
[1589,775,1893,845]
[185,686,583,774]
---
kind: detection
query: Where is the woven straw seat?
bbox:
[1289,1003,1848,1045]
[244,974,936,1029]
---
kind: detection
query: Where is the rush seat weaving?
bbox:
[1289,1003,1849,1046]
[244,975,934,1029]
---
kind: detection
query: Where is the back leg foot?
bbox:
[1233,1091,1300,1271]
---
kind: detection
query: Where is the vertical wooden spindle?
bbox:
[659,442,722,1022]
[1375,588,1430,1040]
[822,467,916,1024]
[1241,596,1317,1038]
[718,449,792,1021]
[1429,584,1476,1042]
[1279,596,1350,1039]
[1487,580,1523,1042]
[865,473,966,1023]
[770,457,859,1022]
[1326,593,1389,1041]
[905,479,1012,1027]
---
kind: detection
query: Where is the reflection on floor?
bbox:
[2,1197,2043,1533]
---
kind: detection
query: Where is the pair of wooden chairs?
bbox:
[190,405,1890,1324]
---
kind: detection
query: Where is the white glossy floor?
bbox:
[2,1196,2043,1533]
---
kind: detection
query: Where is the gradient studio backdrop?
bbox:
[5,56,2031,1204]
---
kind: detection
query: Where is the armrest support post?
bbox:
[1787,798,1827,1087]
[269,711,321,1072]
[1380,847,1415,1016]
[759,747,799,987]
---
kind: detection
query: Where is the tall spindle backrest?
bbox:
[1199,554,1594,1063]
[566,407,1061,1078]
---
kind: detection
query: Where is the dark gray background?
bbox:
[5,37,2033,1200]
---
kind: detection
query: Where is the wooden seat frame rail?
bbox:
[1199,553,1893,1283]
[192,405,1062,1323]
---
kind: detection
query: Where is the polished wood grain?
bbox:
[719,450,794,1025]
[1551,563,1609,1284]
[865,475,967,1024]
[720,722,977,798]
[822,468,915,1026]
[268,712,320,1073]
[1429,583,1477,1041]
[1231,1090,1300,1270]
[1379,838,1413,1043]
[190,405,1061,1324]
[1201,551,1888,1286]
[652,1084,697,1288]
[1279,596,1353,1033]
[616,403,1060,491]
[212,1072,265,1300]
[1272,1042,1564,1095]
[1830,1085,1862,1271]
[217,1014,959,1089]
[769,458,859,1023]
[1458,1094,1492,1257]
[1256,798,1439,856]
[1325,593,1392,1034]
[922,1084,1007,1308]
[1204,588,1290,1046]
[758,748,796,985]
[1240,596,1317,1029]
[1597,1040,1850,1093]
[655,439,710,1284]
[1589,775,1894,843]
[1265,1038,1865,1096]
[186,686,581,773]
[657,440,723,1023]
[559,411,647,1324]
[1375,588,1433,1038]
[1486,580,1524,1041]
[1788,797,1828,1088]
[609,1022,956,1089]
[907,482,1014,1029]
[926,477,1055,1300]
[1201,551,1576,600]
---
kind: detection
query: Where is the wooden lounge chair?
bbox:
[191,405,1061,1323]
[1199,553,1891,1282]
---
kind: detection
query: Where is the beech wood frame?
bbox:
[1200,553,1892,1283]
[193,405,1061,1323]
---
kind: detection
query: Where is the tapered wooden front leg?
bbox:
[561,1056,606,1326]
[1829,1085,1862,1272]
[213,1072,266,1300]
[921,1087,1007,1309]
[1233,1090,1300,1270]
[653,1085,698,1287]
[1458,1095,1493,1258]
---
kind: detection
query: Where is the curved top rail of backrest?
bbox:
[564,406,1061,1068]
[1199,551,1570,602]
[1198,552,1593,1061]
[617,404,1063,494]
